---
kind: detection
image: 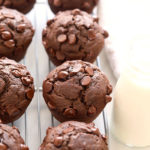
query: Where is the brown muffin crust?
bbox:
[48,0,99,14]
[39,121,108,150]
[43,60,112,123]
[0,57,34,124]
[0,124,29,150]
[0,0,35,14]
[0,7,34,62]
[42,9,108,66]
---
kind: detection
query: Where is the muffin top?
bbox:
[0,124,29,150]
[0,7,34,61]
[0,57,34,124]
[43,60,112,123]
[48,0,99,14]
[0,0,36,14]
[42,9,108,66]
[40,121,108,150]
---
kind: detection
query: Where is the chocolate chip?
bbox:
[16,24,26,33]
[91,127,100,136]
[88,105,96,115]
[54,136,63,147]
[63,127,74,134]
[48,102,56,110]
[93,17,99,23]
[88,29,96,40]
[0,143,7,150]
[63,108,76,118]
[107,84,112,95]
[71,9,81,15]
[105,95,112,103]
[0,78,5,94]
[56,51,65,61]
[11,69,21,78]
[102,30,109,38]
[53,0,62,7]
[20,144,29,150]
[45,81,53,93]
[57,34,67,43]
[26,89,34,100]
[21,76,33,86]
[1,31,12,40]
[4,39,15,48]
[68,34,76,44]
[58,71,68,79]
[85,66,94,76]
[70,63,82,74]
[47,19,54,26]
[3,13,14,19]
[81,76,91,86]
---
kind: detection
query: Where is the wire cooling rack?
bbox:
[10,0,109,149]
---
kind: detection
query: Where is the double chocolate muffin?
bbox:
[0,7,34,62]
[42,9,108,66]
[48,0,99,14]
[39,121,108,150]
[0,0,35,14]
[43,60,112,123]
[0,57,34,124]
[0,124,29,150]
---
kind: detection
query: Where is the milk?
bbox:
[110,37,150,147]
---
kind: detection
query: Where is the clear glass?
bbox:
[110,35,150,149]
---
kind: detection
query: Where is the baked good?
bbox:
[42,9,108,66]
[0,0,35,14]
[48,0,99,14]
[0,57,34,124]
[0,124,29,150]
[39,121,108,150]
[43,60,112,123]
[0,7,34,62]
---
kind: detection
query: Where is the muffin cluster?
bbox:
[0,1,112,150]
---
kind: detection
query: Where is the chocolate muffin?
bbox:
[42,9,108,66]
[48,0,99,14]
[0,124,29,150]
[0,57,34,124]
[0,0,35,14]
[43,60,112,123]
[39,121,108,150]
[0,7,34,62]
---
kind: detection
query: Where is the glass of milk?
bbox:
[110,35,150,149]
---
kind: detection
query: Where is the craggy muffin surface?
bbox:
[43,60,112,123]
[0,57,34,124]
[0,7,34,61]
[40,121,108,150]
[42,9,108,66]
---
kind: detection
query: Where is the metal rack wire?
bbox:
[11,0,109,149]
